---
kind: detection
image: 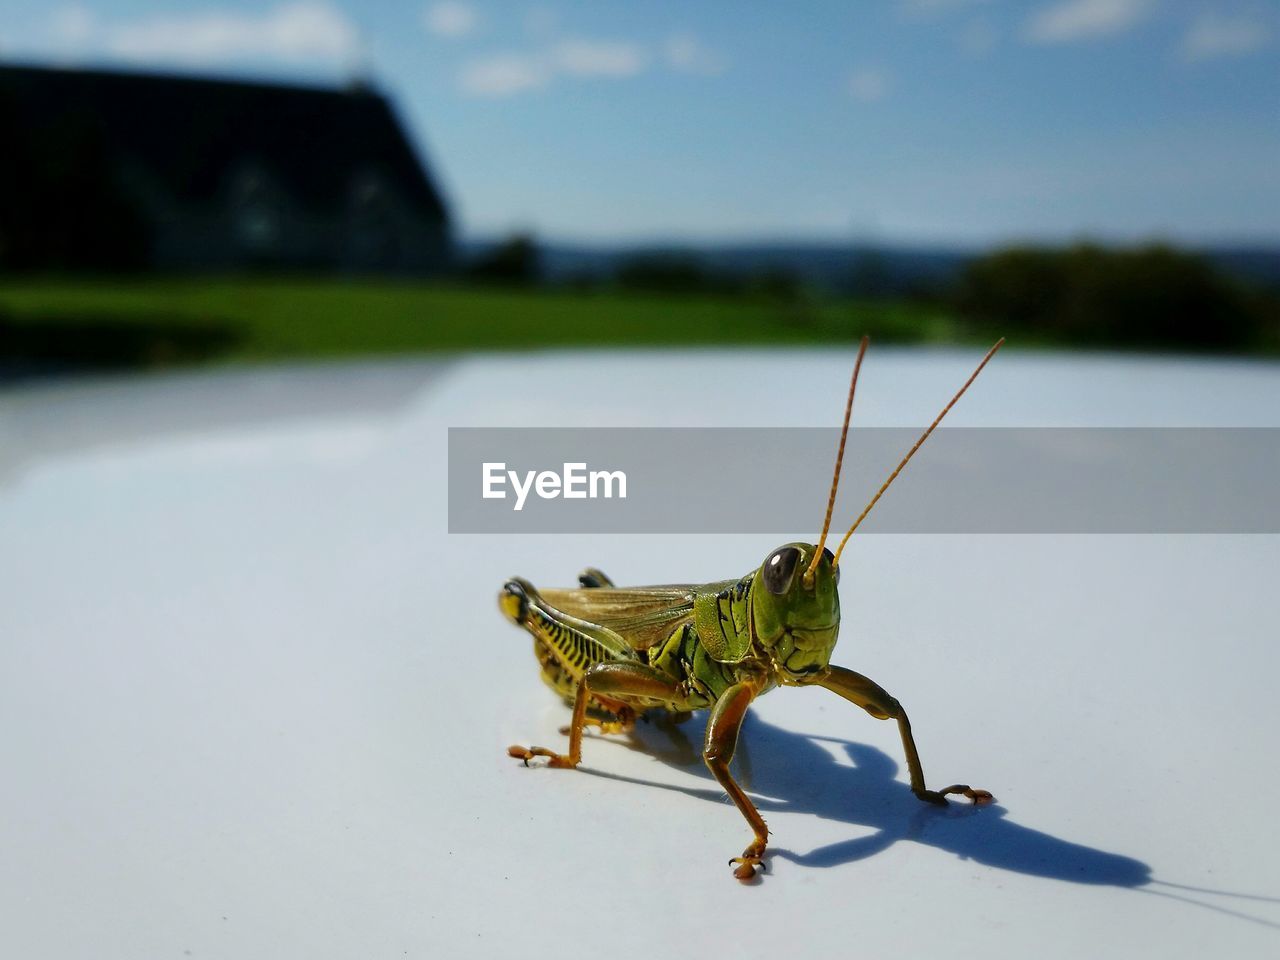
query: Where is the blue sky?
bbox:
[2,0,1277,246]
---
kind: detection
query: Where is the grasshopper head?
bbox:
[767,336,1002,685]
[752,542,840,684]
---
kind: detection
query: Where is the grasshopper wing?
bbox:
[537,584,729,652]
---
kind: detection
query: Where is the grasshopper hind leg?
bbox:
[508,662,689,768]
[503,576,681,765]
[519,590,636,734]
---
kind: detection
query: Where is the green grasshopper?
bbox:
[503,337,1002,880]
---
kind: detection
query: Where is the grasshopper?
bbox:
[503,337,1001,880]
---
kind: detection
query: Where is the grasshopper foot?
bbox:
[915,784,994,806]
[506,745,578,768]
[729,839,768,881]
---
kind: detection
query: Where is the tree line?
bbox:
[467,234,1280,353]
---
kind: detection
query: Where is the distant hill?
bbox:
[475,240,973,294]
[464,239,1280,295]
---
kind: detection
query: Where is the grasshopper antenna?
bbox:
[803,334,869,589]
[832,337,1005,569]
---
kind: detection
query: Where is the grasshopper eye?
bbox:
[762,547,801,594]
[822,547,840,585]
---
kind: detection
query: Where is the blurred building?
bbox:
[0,64,452,274]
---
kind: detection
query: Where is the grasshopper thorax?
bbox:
[752,542,841,684]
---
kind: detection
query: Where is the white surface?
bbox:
[2,348,1279,958]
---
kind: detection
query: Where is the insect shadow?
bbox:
[575,711,1280,928]
[579,709,1150,886]
[563,711,1280,926]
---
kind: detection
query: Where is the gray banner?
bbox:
[447,428,1280,534]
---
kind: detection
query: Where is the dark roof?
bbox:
[0,63,449,222]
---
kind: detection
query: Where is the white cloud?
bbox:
[1182,14,1270,62]
[459,54,549,96]
[51,2,360,66]
[423,2,476,39]
[458,36,648,96]
[664,32,728,75]
[848,66,890,103]
[552,38,646,77]
[455,23,727,98]
[1025,0,1155,44]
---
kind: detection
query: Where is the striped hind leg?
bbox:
[528,630,636,734]
[502,577,637,717]
[556,568,637,732]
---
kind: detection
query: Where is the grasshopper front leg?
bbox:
[508,662,685,767]
[816,666,994,806]
[703,681,769,881]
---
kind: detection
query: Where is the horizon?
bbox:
[466,231,1280,252]
[2,1,1277,248]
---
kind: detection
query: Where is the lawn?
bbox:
[0,276,970,370]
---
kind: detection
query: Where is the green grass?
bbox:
[0,276,973,369]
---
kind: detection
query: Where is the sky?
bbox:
[2,0,1277,247]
